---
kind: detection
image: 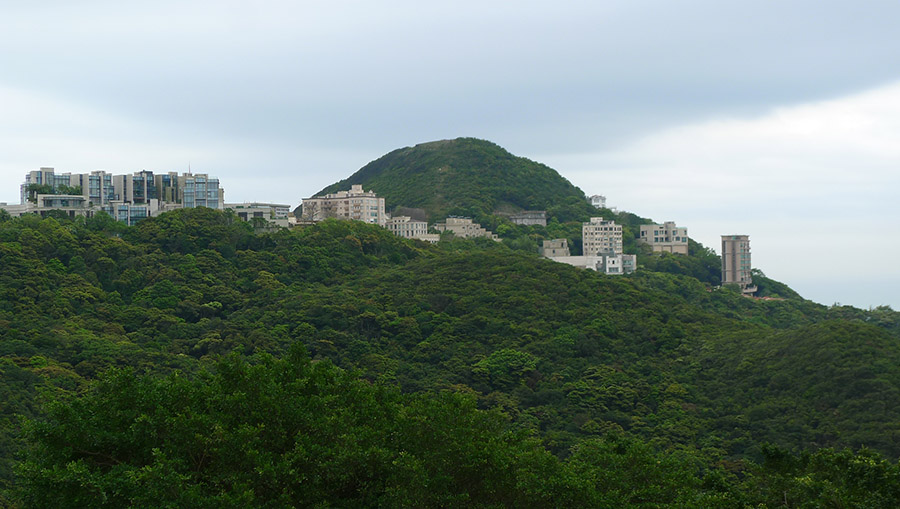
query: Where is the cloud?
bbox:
[0,86,370,205]
[549,81,900,308]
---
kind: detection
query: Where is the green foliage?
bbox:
[473,348,539,390]
[1,207,900,505]
[24,183,82,203]
[752,268,803,299]
[15,350,565,507]
[743,444,900,507]
[317,137,598,223]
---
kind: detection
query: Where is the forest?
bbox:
[1,207,900,506]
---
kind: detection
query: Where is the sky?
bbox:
[1,1,898,309]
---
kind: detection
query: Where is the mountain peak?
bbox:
[317,138,595,222]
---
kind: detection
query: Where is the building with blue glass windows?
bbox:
[4,167,224,225]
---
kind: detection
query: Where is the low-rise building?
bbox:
[583,217,623,256]
[432,217,499,240]
[588,194,606,209]
[227,202,293,227]
[300,184,386,226]
[638,221,689,254]
[102,201,157,226]
[509,210,547,226]
[385,216,439,243]
[540,239,570,257]
[598,254,637,275]
[544,253,636,275]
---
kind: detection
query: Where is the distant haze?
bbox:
[1,1,898,309]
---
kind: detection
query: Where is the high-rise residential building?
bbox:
[721,235,756,294]
[181,173,223,209]
[7,167,224,224]
[300,184,386,226]
[638,221,689,254]
[582,217,623,256]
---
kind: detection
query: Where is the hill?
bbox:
[316,138,598,222]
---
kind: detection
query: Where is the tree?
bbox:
[15,346,567,507]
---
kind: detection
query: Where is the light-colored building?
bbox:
[432,217,499,240]
[544,253,636,275]
[582,217,623,256]
[20,168,223,210]
[7,167,224,225]
[638,221,689,254]
[540,239,570,257]
[181,173,223,209]
[509,210,547,226]
[548,255,605,270]
[227,202,292,228]
[102,201,158,226]
[598,254,637,275]
[721,235,757,295]
[385,216,440,243]
[588,194,606,209]
[300,184,387,226]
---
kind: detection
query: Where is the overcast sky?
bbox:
[1,1,898,309]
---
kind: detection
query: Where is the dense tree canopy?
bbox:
[1,209,899,505]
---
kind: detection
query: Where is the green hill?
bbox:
[316,137,597,222]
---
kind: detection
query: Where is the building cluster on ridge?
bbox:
[539,196,755,293]
[0,167,293,228]
[1,169,754,291]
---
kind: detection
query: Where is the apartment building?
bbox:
[19,168,223,210]
[721,235,757,294]
[638,221,689,254]
[432,217,499,240]
[582,217,623,256]
[385,216,439,243]
[300,184,386,226]
[6,167,225,225]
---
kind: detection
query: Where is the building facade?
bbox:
[385,216,439,243]
[300,184,386,226]
[582,217,623,256]
[598,254,637,275]
[432,217,499,240]
[7,167,225,225]
[543,253,636,275]
[509,210,547,226]
[226,202,292,227]
[721,235,757,294]
[588,194,606,209]
[540,239,570,257]
[638,221,689,254]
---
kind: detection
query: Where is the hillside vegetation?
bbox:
[317,138,598,223]
[2,209,900,505]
